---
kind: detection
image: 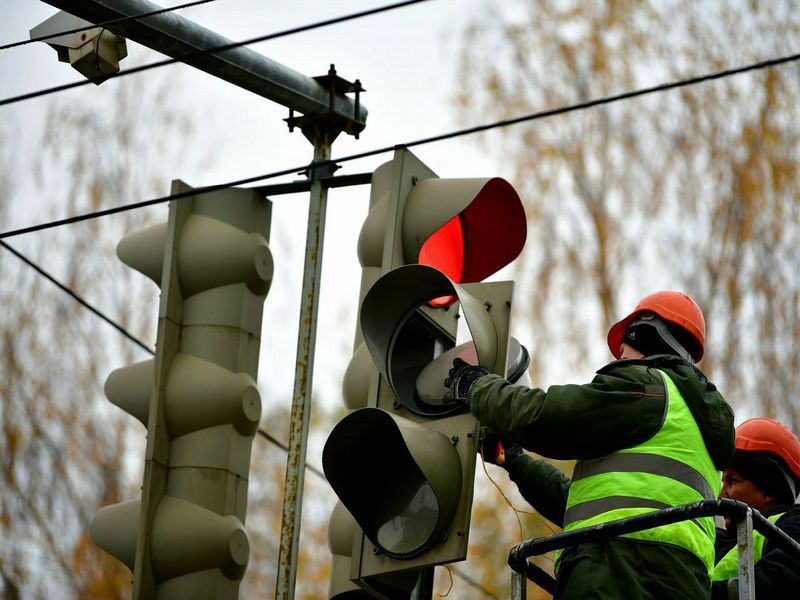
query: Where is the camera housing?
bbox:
[30,11,128,83]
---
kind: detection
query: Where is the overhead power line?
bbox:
[0,239,324,477]
[0,240,153,353]
[0,0,217,52]
[3,48,800,241]
[257,429,325,480]
[0,0,432,107]
[0,173,295,239]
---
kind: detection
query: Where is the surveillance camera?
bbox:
[30,11,128,84]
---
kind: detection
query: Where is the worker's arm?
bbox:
[467,361,667,460]
[505,452,570,527]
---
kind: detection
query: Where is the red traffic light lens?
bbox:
[416,178,525,306]
[419,216,463,306]
[416,178,525,284]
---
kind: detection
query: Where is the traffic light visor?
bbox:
[361,265,505,415]
[323,408,462,559]
[408,178,526,285]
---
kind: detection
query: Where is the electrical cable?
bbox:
[0,0,433,107]
[0,0,217,52]
[0,171,294,239]
[479,441,558,539]
[0,239,326,478]
[256,428,326,480]
[0,239,153,353]
[438,565,454,597]
[4,48,799,241]
[449,567,501,600]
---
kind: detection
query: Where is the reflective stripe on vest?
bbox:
[712,512,785,581]
[557,369,721,573]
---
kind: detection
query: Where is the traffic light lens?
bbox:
[419,216,463,306]
[419,215,463,278]
[360,266,461,416]
[389,311,457,416]
[323,409,463,560]
[376,480,438,556]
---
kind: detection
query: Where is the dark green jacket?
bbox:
[468,355,735,600]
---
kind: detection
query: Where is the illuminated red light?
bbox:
[417,178,526,306]
[419,215,465,281]
[419,216,463,306]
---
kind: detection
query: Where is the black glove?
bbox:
[482,430,524,468]
[444,358,489,404]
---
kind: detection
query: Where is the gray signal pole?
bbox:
[40,1,367,598]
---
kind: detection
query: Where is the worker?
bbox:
[712,417,800,599]
[445,291,735,599]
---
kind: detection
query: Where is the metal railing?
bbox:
[507,499,800,600]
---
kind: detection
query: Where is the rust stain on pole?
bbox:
[275,137,332,600]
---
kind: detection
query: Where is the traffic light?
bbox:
[327,501,423,599]
[323,148,527,597]
[90,180,272,599]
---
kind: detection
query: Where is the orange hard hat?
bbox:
[735,418,800,480]
[607,291,706,361]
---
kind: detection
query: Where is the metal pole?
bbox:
[510,570,527,600]
[43,0,368,122]
[509,500,800,597]
[737,508,755,600]
[275,137,332,600]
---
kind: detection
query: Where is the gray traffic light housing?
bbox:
[91,181,272,599]
[324,148,526,596]
[325,266,517,580]
[360,264,511,416]
[324,408,462,559]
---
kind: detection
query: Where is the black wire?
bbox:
[0,0,432,107]
[0,168,298,239]
[0,239,325,476]
[94,27,108,74]
[0,240,154,353]
[4,49,800,241]
[257,429,326,480]
[0,0,217,52]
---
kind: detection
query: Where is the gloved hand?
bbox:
[444,358,489,404]
[482,430,524,468]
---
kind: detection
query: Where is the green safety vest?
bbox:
[712,512,785,581]
[557,369,721,573]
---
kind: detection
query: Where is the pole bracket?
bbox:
[285,64,366,144]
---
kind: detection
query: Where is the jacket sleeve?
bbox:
[752,512,800,598]
[711,512,800,600]
[467,364,667,460]
[505,453,570,527]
